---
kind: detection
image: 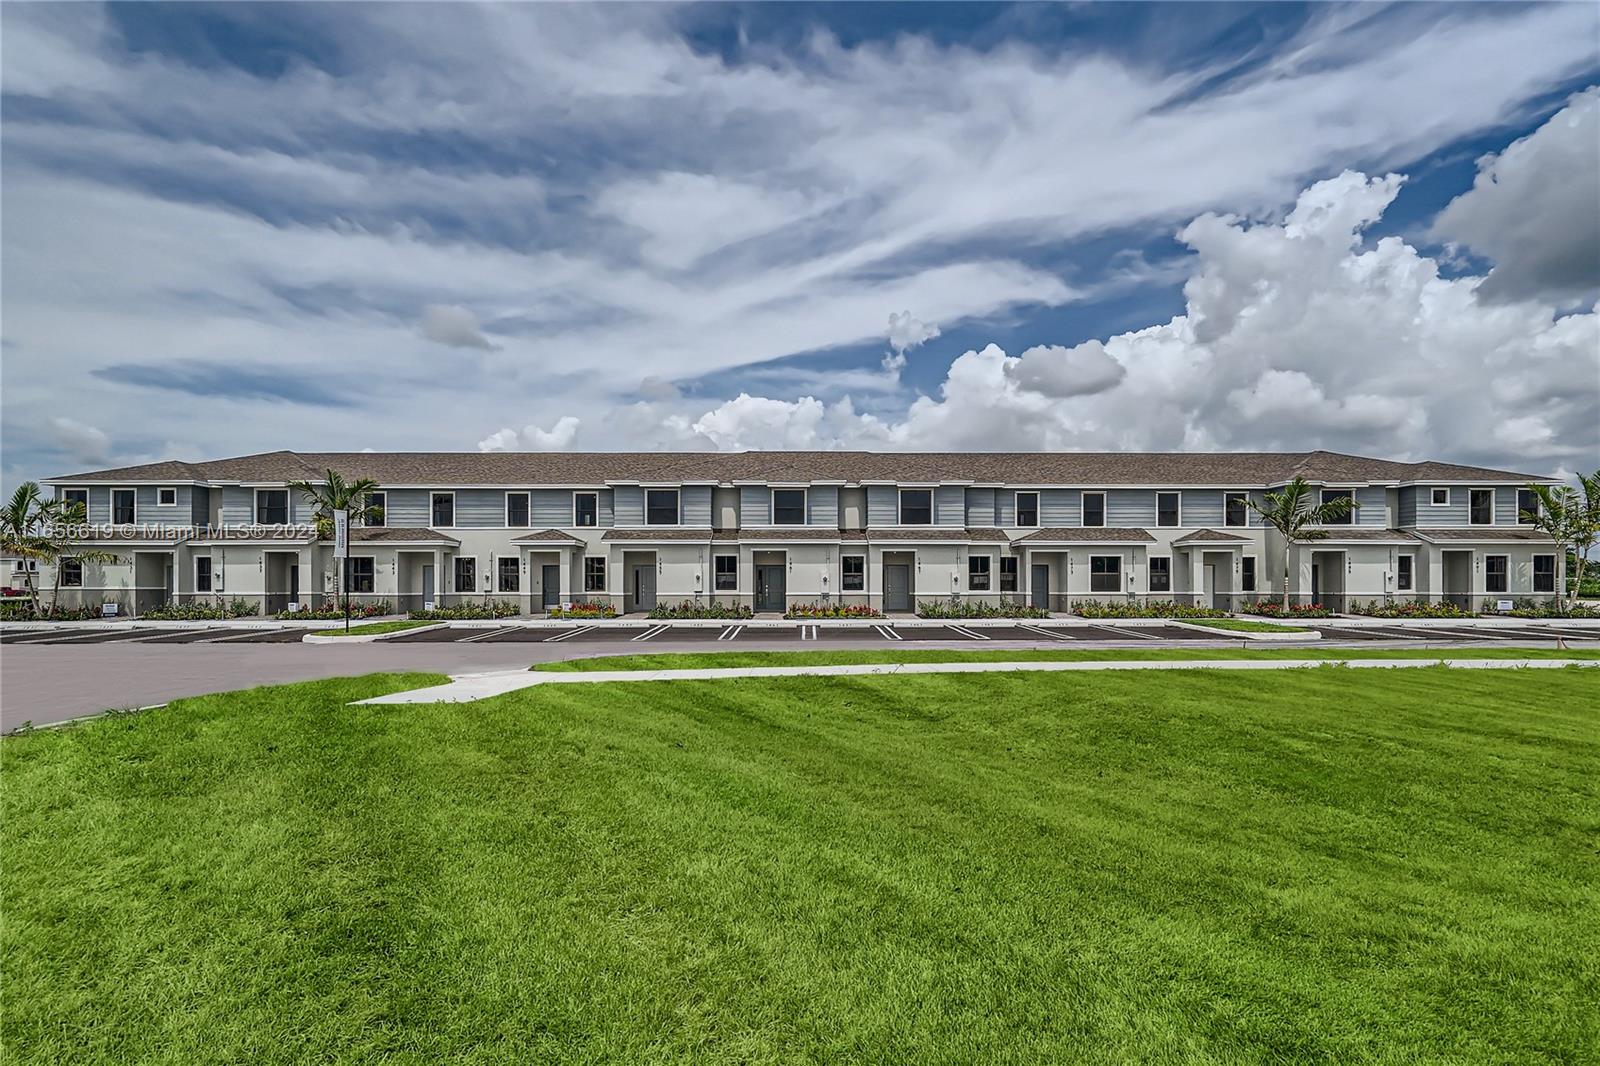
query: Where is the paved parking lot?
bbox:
[4,619,1595,731]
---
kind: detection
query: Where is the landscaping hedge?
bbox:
[1350,600,1475,619]
[142,598,260,621]
[279,599,394,621]
[917,599,1050,619]
[1072,600,1229,619]
[549,602,618,620]
[1243,601,1335,619]
[648,600,753,620]
[409,600,521,620]
[785,602,884,620]
[0,603,100,621]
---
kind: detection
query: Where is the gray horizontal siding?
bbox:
[1493,487,1518,525]
[867,486,898,525]
[1106,489,1154,526]
[1398,487,1418,526]
[683,486,712,526]
[1354,486,1385,526]
[614,486,643,526]
[1040,489,1077,526]
[935,485,964,526]
[531,490,570,526]
[966,488,996,527]
[192,487,210,525]
[382,489,430,526]
[740,486,770,526]
[809,486,839,527]
[1180,490,1223,528]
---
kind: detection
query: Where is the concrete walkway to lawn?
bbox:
[355,656,1600,705]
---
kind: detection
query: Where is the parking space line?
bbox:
[875,625,903,641]
[716,625,742,641]
[950,625,989,640]
[631,624,670,641]
[458,626,518,643]
[1019,624,1070,641]
[1089,624,1158,640]
[544,626,593,643]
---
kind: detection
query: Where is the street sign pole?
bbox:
[333,508,350,634]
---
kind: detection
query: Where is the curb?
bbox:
[301,622,452,644]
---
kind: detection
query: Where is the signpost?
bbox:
[333,508,350,634]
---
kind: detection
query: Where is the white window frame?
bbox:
[1149,555,1172,593]
[60,557,84,587]
[430,491,456,529]
[967,554,992,591]
[1430,487,1451,507]
[253,488,289,525]
[1156,492,1181,528]
[1014,491,1040,528]
[645,489,681,527]
[1533,554,1556,594]
[1241,555,1257,593]
[841,554,866,592]
[1088,554,1120,592]
[505,491,531,528]
[62,488,89,511]
[770,488,808,526]
[999,556,1018,593]
[1469,488,1495,526]
[583,556,607,592]
[1223,491,1249,528]
[349,556,376,595]
[1081,491,1106,528]
[156,486,178,507]
[1484,553,1508,593]
[1319,489,1355,526]
[713,554,739,591]
[1516,489,1538,526]
[11,557,39,573]
[1396,553,1413,592]
[573,492,599,528]
[453,554,479,594]
[365,491,386,528]
[195,555,213,594]
[111,487,138,525]
[898,488,934,526]
[497,556,521,593]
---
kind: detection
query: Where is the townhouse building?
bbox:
[36,449,1563,616]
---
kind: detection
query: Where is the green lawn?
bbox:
[310,619,438,637]
[5,668,1598,1062]
[1180,617,1309,633]
[535,645,1600,671]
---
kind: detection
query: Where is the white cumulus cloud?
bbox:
[478,416,581,452]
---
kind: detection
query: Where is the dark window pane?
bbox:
[1224,492,1248,528]
[196,557,212,593]
[1397,556,1413,591]
[900,490,932,525]
[1090,555,1120,592]
[62,559,83,586]
[454,557,476,593]
[999,557,1018,592]
[575,494,598,527]
[1470,490,1494,525]
[112,490,137,524]
[1157,493,1179,527]
[1533,555,1555,593]
[256,490,288,525]
[1485,555,1508,593]
[1083,493,1105,527]
[1016,493,1038,527]
[773,490,806,525]
[1241,557,1256,592]
[498,558,520,593]
[366,493,386,527]
[584,557,606,592]
[431,494,454,527]
[351,558,375,594]
[968,556,990,590]
[714,555,738,591]
[1517,489,1538,525]
[507,493,530,527]
[1321,490,1354,525]
[842,556,865,591]
[646,490,679,525]
[1149,557,1171,593]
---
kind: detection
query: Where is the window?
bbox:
[60,558,83,587]
[1089,555,1120,593]
[1431,487,1450,506]
[714,555,738,591]
[1149,557,1171,593]
[1000,557,1018,592]
[1082,492,1105,527]
[968,555,991,591]
[1397,555,1413,591]
[453,557,477,593]
[584,557,606,592]
[1157,492,1180,528]
[1470,489,1494,525]
[1320,489,1354,525]
[12,558,38,573]
[1485,554,1508,593]
[195,556,213,593]
[157,487,177,507]
[365,491,386,527]
[431,492,455,528]
[646,489,679,526]
[574,493,598,527]
[772,489,807,525]
[842,555,865,591]
[61,489,88,519]
[1242,557,1257,593]
[112,488,137,525]
[1015,492,1039,527]
[1534,555,1556,593]
[1224,492,1248,528]
[350,557,375,594]
[255,489,288,525]
[1517,489,1538,525]
[899,489,933,525]
[506,492,531,528]
[498,557,520,593]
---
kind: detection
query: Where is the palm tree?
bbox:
[288,468,382,540]
[42,498,119,613]
[1,482,53,611]
[1522,470,1600,613]
[1245,477,1358,610]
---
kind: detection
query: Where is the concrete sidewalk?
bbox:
[354,656,1600,705]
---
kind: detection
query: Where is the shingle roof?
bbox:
[44,449,1555,487]
[1012,527,1156,543]
[1413,527,1555,542]
[512,529,584,544]
[1170,528,1251,544]
[601,528,716,541]
[350,527,460,544]
[868,527,1008,542]
[1302,528,1419,542]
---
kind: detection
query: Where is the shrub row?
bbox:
[786,602,885,620]
[278,599,394,620]
[1071,599,1230,619]
[409,600,521,620]
[1496,597,1600,619]
[1242,601,1335,619]
[917,598,1051,619]
[0,603,101,621]
[549,602,617,620]
[1349,600,1475,619]
[648,600,753,620]
[142,598,260,621]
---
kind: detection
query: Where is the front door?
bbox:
[289,564,299,607]
[755,565,786,613]
[885,564,912,613]
[1030,564,1049,611]
[1311,562,1320,605]
[631,565,656,613]
[542,565,560,609]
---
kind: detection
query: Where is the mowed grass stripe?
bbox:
[3,667,1597,1063]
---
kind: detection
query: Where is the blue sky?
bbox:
[2,1,1597,486]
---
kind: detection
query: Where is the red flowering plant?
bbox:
[785,602,885,619]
